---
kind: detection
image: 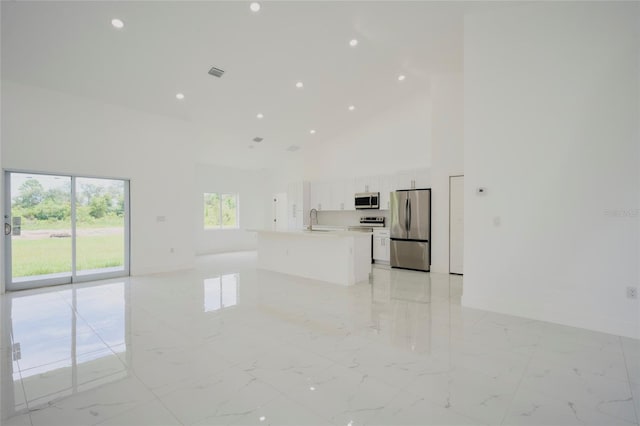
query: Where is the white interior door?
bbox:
[272,193,288,231]
[449,176,464,275]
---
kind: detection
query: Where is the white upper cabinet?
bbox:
[287,181,310,229]
[287,182,300,229]
[310,181,331,211]
[331,179,354,211]
[378,175,393,210]
[414,168,431,189]
[355,176,380,194]
[327,180,341,211]
[393,171,415,191]
[342,178,355,210]
[393,168,431,191]
[309,181,320,211]
[304,170,430,213]
[311,179,358,211]
[287,181,301,211]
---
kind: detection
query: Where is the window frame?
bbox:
[203,192,239,230]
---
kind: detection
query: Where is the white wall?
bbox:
[302,94,431,181]
[263,160,305,200]
[1,81,197,276]
[195,163,269,254]
[463,2,640,338]
[429,73,464,273]
[0,80,3,293]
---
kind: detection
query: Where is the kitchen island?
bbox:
[250,229,372,286]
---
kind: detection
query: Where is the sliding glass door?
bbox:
[4,172,130,290]
[7,173,72,287]
[75,177,127,277]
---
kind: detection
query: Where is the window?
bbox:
[204,193,239,229]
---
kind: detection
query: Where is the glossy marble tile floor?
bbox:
[1,251,639,426]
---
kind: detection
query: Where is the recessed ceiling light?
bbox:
[256,113,264,119]
[250,2,261,12]
[348,105,355,111]
[175,93,185,100]
[310,129,316,134]
[349,39,359,47]
[398,75,406,81]
[111,18,124,29]
[295,81,304,89]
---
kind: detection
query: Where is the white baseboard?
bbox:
[461,293,640,340]
[131,261,195,277]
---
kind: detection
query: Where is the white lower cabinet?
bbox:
[373,229,390,263]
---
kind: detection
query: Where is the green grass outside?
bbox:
[17,216,124,231]
[12,235,124,277]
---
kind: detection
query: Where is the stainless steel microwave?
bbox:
[355,192,380,209]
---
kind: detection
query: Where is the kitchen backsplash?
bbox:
[317,210,390,227]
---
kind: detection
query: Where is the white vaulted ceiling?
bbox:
[1,1,472,168]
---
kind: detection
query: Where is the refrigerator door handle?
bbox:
[407,197,412,233]
[405,198,409,232]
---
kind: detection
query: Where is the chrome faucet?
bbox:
[308,208,318,231]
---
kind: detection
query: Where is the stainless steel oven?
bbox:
[354,192,380,210]
[348,217,385,263]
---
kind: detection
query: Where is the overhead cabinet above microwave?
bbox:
[355,192,380,210]
[304,168,430,212]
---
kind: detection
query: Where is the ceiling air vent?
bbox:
[208,66,225,78]
[286,145,300,152]
[253,137,264,143]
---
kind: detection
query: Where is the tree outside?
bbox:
[204,193,238,229]
[204,193,221,228]
[10,174,126,278]
[12,178,125,230]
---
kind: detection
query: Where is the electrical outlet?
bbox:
[627,286,638,300]
[12,342,21,361]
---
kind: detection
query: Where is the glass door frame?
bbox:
[4,170,131,291]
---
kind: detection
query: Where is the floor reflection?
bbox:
[1,252,636,426]
[1,282,129,419]
[204,273,239,312]
[369,267,457,353]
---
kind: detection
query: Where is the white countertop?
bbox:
[308,225,348,231]
[248,229,372,238]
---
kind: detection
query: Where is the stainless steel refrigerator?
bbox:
[390,189,431,271]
